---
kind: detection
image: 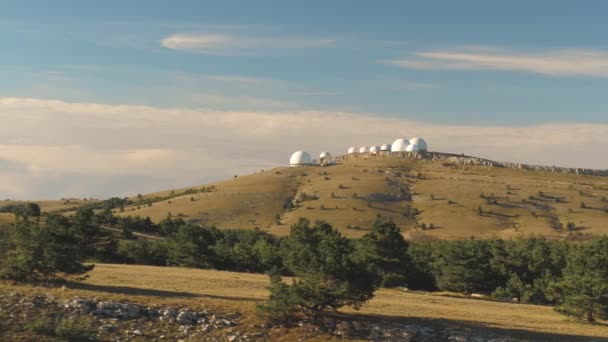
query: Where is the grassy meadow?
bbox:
[2,264,606,341]
[109,156,608,239]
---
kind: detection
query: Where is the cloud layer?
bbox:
[1,97,607,199]
[161,33,335,55]
[386,48,608,77]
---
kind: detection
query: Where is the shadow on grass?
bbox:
[331,311,608,342]
[66,282,263,302]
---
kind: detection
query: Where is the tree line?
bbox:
[0,207,606,323]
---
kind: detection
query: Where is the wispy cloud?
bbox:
[161,33,335,55]
[384,48,608,77]
[293,91,343,97]
[1,97,607,199]
[206,75,278,85]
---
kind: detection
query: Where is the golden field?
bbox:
[2,264,606,341]
[113,156,608,239]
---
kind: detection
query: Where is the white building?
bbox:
[380,144,391,151]
[347,146,357,154]
[406,143,421,152]
[289,151,312,166]
[319,151,333,165]
[409,137,428,151]
[359,146,369,153]
[369,145,381,154]
[391,138,410,152]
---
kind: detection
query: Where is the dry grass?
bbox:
[2,264,606,340]
[113,156,608,239]
[0,199,98,213]
[0,213,14,227]
[7,156,608,239]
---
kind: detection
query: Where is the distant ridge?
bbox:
[336,151,608,177]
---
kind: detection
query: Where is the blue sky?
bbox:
[2,1,608,199]
[2,0,608,124]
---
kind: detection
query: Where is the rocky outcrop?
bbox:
[0,292,580,341]
[0,292,248,341]
[336,151,608,177]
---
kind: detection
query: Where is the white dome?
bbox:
[347,146,357,154]
[391,138,410,152]
[406,143,421,152]
[380,144,391,151]
[369,145,380,153]
[319,152,333,164]
[359,146,369,153]
[409,137,428,151]
[289,151,312,166]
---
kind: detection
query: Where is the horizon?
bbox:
[2,1,608,199]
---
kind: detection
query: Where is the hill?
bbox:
[4,152,607,239]
[0,199,99,231]
[1,264,606,341]
[113,153,608,239]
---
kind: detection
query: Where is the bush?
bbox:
[25,316,55,336]
[0,218,94,281]
[554,237,608,321]
[258,219,378,322]
[25,316,95,341]
[382,273,408,288]
[353,219,410,288]
[54,318,95,341]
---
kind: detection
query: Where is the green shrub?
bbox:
[54,318,95,341]
[25,316,54,336]
[382,273,407,288]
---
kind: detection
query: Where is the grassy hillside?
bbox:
[0,213,13,229]
[2,264,606,340]
[115,155,608,239]
[1,199,98,213]
[0,199,99,229]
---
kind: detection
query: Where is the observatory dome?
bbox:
[359,146,369,153]
[369,145,380,154]
[289,151,312,166]
[409,137,428,151]
[347,146,357,154]
[405,143,421,152]
[380,144,391,151]
[319,151,332,164]
[391,138,410,152]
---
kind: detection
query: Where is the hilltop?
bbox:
[3,152,608,239]
[109,152,608,239]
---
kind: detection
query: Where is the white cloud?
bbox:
[293,91,343,97]
[161,33,335,55]
[0,97,607,199]
[385,48,608,77]
[206,75,275,85]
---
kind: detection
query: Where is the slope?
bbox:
[2,264,606,340]
[116,154,608,239]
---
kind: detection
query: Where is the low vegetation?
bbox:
[2,206,608,323]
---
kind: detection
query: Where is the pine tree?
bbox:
[555,237,608,321]
[0,218,94,281]
[353,219,410,287]
[258,219,378,322]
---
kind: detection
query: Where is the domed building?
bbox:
[380,144,391,152]
[347,146,357,154]
[391,138,410,152]
[409,137,428,151]
[405,143,421,152]
[319,151,332,165]
[289,151,312,166]
[369,145,380,154]
[359,146,369,153]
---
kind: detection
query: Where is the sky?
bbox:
[1,0,608,199]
